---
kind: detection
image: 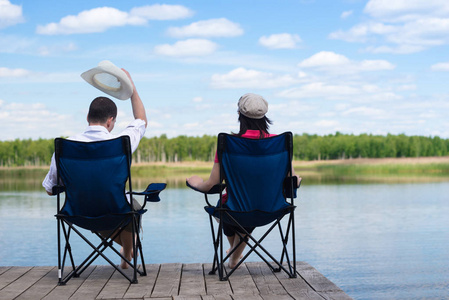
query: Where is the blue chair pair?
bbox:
[187,132,300,280]
[54,132,299,284]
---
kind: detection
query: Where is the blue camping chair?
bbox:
[187,132,300,280]
[53,136,166,285]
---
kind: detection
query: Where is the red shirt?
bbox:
[214,130,276,163]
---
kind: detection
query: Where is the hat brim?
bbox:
[81,61,133,100]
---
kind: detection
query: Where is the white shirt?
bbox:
[42,119,146,194]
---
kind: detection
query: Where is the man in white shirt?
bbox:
[43,68,147,269]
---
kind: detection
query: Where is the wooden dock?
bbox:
[0,262,352,300]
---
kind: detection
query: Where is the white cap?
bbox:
[238,93,268,119]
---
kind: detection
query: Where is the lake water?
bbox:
[1,182,449,299]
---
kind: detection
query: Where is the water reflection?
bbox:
[1,182,449,299]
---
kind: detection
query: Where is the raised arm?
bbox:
[122,68,147,127]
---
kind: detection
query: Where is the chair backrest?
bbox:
[217,132,293,215]
[55,136,132,218]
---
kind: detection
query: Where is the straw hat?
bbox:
[81,60,133,100]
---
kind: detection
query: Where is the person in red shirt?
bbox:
[187,93,301,269]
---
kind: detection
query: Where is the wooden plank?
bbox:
[179,263,206,296]
[173,296,202,300]
[287,291,327,300]
[273,262,318,299]
[15,267,57,300]
[259,295,294,300]
[203,263,232,296]
[123,264,159,299]
[317,290,354,300]
[69,265,115,300]
[232,295,264,300]
[295,262,346,294]
[201,295,233,300]
[0,267,11,276]
[151,262,182,298]
[96,266,139,299]
[246,261,288,295]
[0,266,32,290]
[0,266,52,300]
[42,265,95,300]
[227,263,259,295]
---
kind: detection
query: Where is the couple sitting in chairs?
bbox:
[43,70,301,284]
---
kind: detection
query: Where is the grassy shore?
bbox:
[2,157,449,190]
[292,156,449,183]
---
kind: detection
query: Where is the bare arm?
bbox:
[122,68,147,127]
[291,166,302,187]
[186,162,221,192]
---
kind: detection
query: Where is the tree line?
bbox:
[1,132,448,167]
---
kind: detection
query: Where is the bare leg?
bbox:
[112,231,134,269]
[228,234,247,269]
[226,235,235,255]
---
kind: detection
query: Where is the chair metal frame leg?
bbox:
[57,213,146,285]
[209,209,297,281]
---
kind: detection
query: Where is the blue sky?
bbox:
[1,0,449,141]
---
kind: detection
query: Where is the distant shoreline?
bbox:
[2,156,449,170]
[1,157,449,190]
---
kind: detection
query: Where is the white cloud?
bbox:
[431,62,449,71]
[329,22,396,43]
[36,4,192,35]
[341,10,353,19]
[342,106,386,120]
[0,67,32,78]
[278,82,360,100]
[278,81,402,103]
[130,4,193,20]
[363,44,426,54]
[364,0,449,22]
[0,0,24,29]
[329,0,449,53]
[258,33,302,49]
[313,120,340,129]
[0,100,74,140]
[210,67,300,89]
[36,7,144,35]
[192,97,203,102]
[397,84,416,91]
[167,18,243,38]
[154,39,218,57]
[299,51,350,67]
[38,42,78,56]
[298,51,395,73]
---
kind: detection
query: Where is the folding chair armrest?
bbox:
[129,183,167,203]
[283,176,300,199]
[186,181,226,207]
[52,185,65,195]
[186,181,226,194]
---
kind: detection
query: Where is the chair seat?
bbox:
[205,204,295,227]
[56,209,147,231]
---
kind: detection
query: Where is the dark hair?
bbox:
[87,97,117,124]
[237,113,273,138]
